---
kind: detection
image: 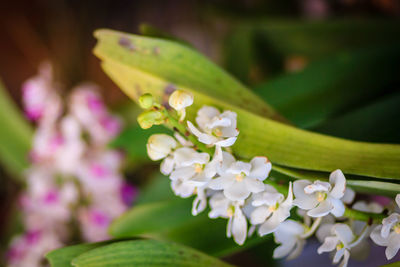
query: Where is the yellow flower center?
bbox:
[194,163,203,173]
[269,203,279,212]
[394,223,400,234]
[213,128,223,137]
[336,243,344,251]
[235,172,245,182]
[227,206,234,217]
[316,191,327,202]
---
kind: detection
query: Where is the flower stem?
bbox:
[300,217,322,239]
[343,208,385,224]
[349,225,369,248]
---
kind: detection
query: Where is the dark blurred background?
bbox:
[1,0,400,266]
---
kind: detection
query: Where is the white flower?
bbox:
[317,223,355,267]
[370,194,400,260]
[273,219,306,260]
[293,169,347,218]
[208,153,271,201]
[168,90,193,121]
[187,106,239,147]
[208,192,247,245]
[147,134,177,161]
[250,183,293,236]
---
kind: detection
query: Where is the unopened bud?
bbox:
[137,110,165,129]
[168,90,193,111]
[138,93,154,109]
[147,134,177,160]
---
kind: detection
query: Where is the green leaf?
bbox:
[254,45,400,128]
[0,80,32,180]
[134,173,175,205]
[46,241,112,267]
[71,240,234,267]
[139,23,192,47]
[93,29,400,183]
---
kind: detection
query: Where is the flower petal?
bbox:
[273,242,296,259]
[341,188,355,204]
[293,180,319,210]
[287,239,306,260]
[215,136,237,147]
[307,200,333,217]
[160,156,174,175]
[250,206,271,225]
[232,208,247,245]
[196,106,220,130]
[386,231,400,260]
[208,175,234,190]
[330,198,345,217]
[224,181,251,201]
[382,213,400,238]
[333,223,355,246]
[329,169,346,199]
[187,121,217,145]
[396,194,400,209]
[244,178,265,194]
[333,248,345,264]
[249,156,271,181]
[370,225,388,246]
[258,211,284,236]
[317,236,339,254]
[228,161,251,175]
[170,166,196,181]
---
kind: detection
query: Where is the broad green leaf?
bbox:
[46,241,112,267]
[314,92,400,143]
[0,80,32,180]
[71,240,234,267]
[134,173,175,205]
[93,29,400,181]
[254,45,400,128]
[94,29,285,123]
[109,198,265,256]
[139,23,192,47]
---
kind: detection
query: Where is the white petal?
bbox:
[370,225,388,246]
[168,90,193,110]
[341,188,355,204]
[281,182,293,208]
[171,179,195,197]
[253,191,283,207]
[250,206,271,225]
[333,248,345,264]
[330,198,345,217]
[317,236,339,254]
[382,213,400,238]
[386,231,400,260]
[293,180,319,210]
[174,132,193,147]
[228,161,251,175]
[160,156,174,175]
[147,134,177,160]
[218,151,235,175]
[224,181,251,201]
[232,208,247,245]
[170,166,196,181]
[206,116,231,129]
[333,224,355,246]
[215,136,237,147]
[192,190,207,216]
[316,223,334,242]
[339,249,350,267]
[226,216,233,238]
[196,106,220,130]
[329,169,346,199]
[187,121,217,145]
[244,178,265,194]
[249,157,271,181]
[307,200,333,217]
[396,194,400,209]
[208,175,234,190]
[173,147,209,166]
[304,181,331,194]
[258,211,284,236]
[273,242,296,259]
[221,111,237,129]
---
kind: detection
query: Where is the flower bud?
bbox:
[138,93,154,109]
[168,90,193,111]
[147,134,177,160]
[137,110,165,129]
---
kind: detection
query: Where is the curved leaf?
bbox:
[93,30,400,181]
[71,240,234,267]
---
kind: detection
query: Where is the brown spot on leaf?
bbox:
[119,36,136,51]
[153,46,160,55]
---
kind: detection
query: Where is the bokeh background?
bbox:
[1,0,400,266]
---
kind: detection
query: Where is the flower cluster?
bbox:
[7,64,136,267]
[143,90,400,267]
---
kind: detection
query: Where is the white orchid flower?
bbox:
[250,183,293,236]
[147,134,178,161]
[187,106,239,148]
[293,169,347,218]
[370,194,400,260]
[168,90,193,121]
[273,219,306,260]
[317,223,361,267]
[208,153,271,201]
[208,192,247,245]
